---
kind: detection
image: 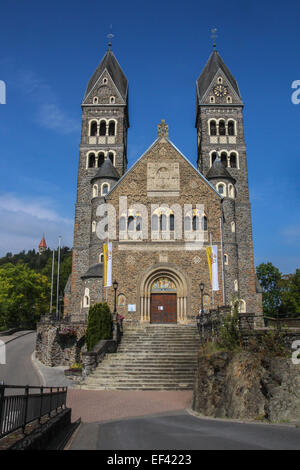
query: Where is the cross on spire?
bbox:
[211,28,218,49]
[107,24,114,50]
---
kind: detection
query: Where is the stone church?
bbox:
[64,44,262,326]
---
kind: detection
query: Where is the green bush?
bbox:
[85,302,112,351]
[217,299,242,351]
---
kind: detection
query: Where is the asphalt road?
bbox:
[0,332,41,389]
[69,411,300,450]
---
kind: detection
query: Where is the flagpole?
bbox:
[50,249,55,314]
[56,236,62,319]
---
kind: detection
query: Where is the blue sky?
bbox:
[0,0,299,274]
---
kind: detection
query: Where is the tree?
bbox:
[279,269,300,317]
[256,262,282,317]
[0,263,50,328]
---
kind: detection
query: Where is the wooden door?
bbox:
[150,293,177,323]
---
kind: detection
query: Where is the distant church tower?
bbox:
[196,47,262,314]
[66,46,129,315]
[38,234,47,255]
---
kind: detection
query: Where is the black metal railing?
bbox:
[0,383,67,439]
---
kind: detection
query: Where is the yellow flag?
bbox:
[206,246,213,288]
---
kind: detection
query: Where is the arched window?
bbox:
[152,214,158,231]
[219,120,226,136]
[99,121,106,136]
[101,183,109,196]
[119,216,126,232]
[227,96,232,103]
[99,253,104,263]
[234,280,239,292]
[230,152,237,168]
[103,78,107,84]
[160,214,167,231]
[169,214,175,231]
[228,184,235,198]
[108,121,115,136]
[184,216,191,231]
[239,300,246,313]
[98,152,105,167]
[92,221,96,232]
[217,183,226,196]
[218,77,223,84]
[192,215,199,231]
[90,121,97,136]
[93,97,98,104]
[210,96,215,103]
[228,120,235,136]
[110,96,115,104]
[88,153,96,168]
[221,152,227,167]
[136,216,142,232]
[211,152,217,166]
[83,288,90,308]
[108,152,114,165]
[224,254,229,265]
[202,216,208,231]
[231,221,236,233]
[92,184,98,198]
[209,121,217,136]
[128,216,135,232]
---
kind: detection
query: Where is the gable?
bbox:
[82,68,125,106]
[106,138,222,207]
[201,68,243,105]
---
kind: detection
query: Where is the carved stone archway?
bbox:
[138,264,189,324]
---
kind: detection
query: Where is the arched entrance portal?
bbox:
[150,278,177,323]
[139,265,188,324]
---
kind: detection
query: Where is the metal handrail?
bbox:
[0,383,67,439]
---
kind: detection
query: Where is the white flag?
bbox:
[211,245,219,291]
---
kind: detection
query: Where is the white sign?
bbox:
[128,304,136,312]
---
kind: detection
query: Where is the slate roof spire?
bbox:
[196,49,241,103]
[83,49,128,102]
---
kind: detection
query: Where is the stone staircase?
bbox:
[78,324,200,390]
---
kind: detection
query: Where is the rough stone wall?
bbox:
[36,322,86,367]
[64,67,128,317]
[196,73,262,314]
[104,138,225,323]
[193,350,300,422]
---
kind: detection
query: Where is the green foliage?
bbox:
[217,300,242,351]
[0,247,72,327]
[279,270,300,317]
[0,263,50,329]
[86,303,112,351]
[247,328,288,358]
[256,262,282,317]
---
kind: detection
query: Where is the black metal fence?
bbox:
[0,383,67,439]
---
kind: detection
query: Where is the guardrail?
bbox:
[0,383,67,439]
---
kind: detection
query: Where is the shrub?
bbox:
[217,300,242,351]
[85,302,112,351]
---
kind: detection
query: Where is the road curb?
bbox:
[31,351,47,387]
[2,330,35,345]
[186,407,300,428]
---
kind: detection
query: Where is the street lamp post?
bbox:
[113,280,118,340]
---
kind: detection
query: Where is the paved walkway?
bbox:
[67,390,193,423]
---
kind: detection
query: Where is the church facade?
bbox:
[64,46,262,325]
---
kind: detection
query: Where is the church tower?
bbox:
[196,47,262,314]
[65,46,129,317]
